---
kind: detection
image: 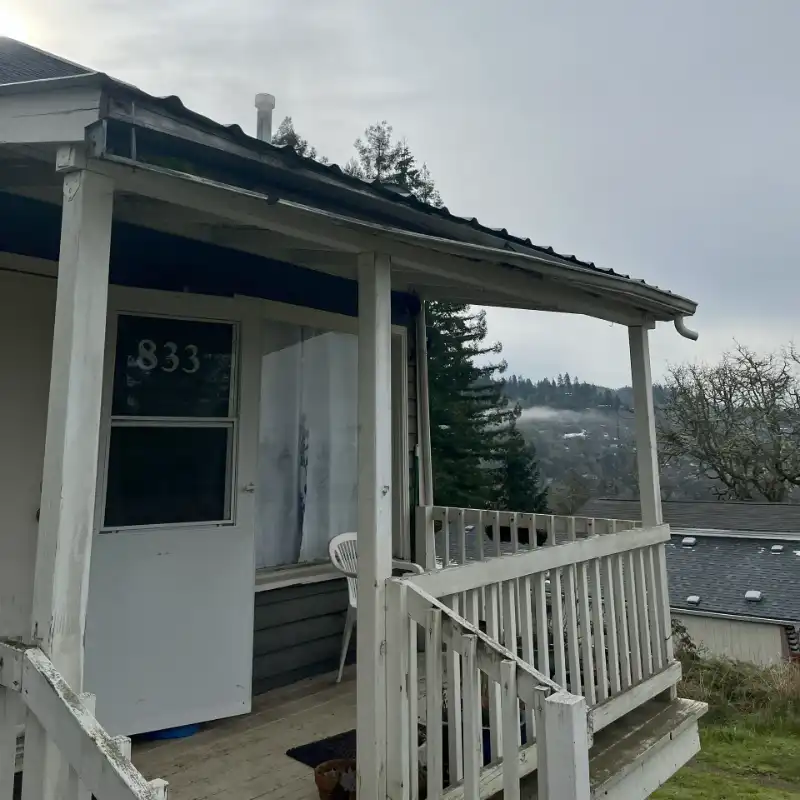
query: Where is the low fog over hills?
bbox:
[503,375,721,510]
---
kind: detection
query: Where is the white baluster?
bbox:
[425,608,444,800]
[590,559,609,702]
[460,635,481,799]
[500,661,521,800]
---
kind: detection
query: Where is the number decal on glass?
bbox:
[136,339,158,372]
[161,342,179,373]
[133,340,200,373]
[183,344,200,374]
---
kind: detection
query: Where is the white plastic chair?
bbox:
[328,532,424,683]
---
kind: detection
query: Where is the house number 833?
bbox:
[133,339,201,374]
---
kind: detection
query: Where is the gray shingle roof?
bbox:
[0,38,91,84]
[579,498,800,534]
[667,534,800,623]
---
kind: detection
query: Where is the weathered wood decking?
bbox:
[133,665,408,800]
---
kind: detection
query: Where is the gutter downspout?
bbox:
[674,316,699,341]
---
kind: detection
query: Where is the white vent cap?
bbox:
[686,595,701,605]
[745,590,763,602]
[771,544,785,553]
[681,536,697,547]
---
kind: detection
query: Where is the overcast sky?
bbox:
[7,1,798,386]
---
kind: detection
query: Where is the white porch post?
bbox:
[357,251,393,799]
[415,302,434,507]
[628,325,663,527]
[536,692,591,800]
[26,160,113,799]
[629,325,676,679]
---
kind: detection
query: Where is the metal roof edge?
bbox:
[0,71,110,95]
[671,528,800,542]
[671,606,800,626]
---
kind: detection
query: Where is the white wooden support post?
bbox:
[629,326,675,678]
[415,303,434,507]
[27,155,114,800]
[628,326,662,528]
[357,251,393,800]
[536,692,590,800]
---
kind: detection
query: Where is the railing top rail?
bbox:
[410,523,671,597]
[0,642,160,800]
[423,505,641,532]
[394,578,563,698]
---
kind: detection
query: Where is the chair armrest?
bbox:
[392,559,425,575]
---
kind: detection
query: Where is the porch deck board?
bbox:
[133,661,429,800]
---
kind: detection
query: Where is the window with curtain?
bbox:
[256,320,358,568]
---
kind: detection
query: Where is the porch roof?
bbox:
[0,38,699,328]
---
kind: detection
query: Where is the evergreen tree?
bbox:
[276,116,548,511]
[343,120,545,510]
[271,116,328,163]
[496,423,548,512]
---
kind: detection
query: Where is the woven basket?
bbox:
[314,758,357,800]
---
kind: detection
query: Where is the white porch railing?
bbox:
[386,579,591,800]
[0,640,167,800]
[399,506,680,796]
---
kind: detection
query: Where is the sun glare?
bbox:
[0,8,31,42]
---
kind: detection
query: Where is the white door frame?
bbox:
[87,286,262,734]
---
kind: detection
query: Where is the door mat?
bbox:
[286,729,356,768]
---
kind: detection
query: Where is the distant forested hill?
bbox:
[500,374,717,510]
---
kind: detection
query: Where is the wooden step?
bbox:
[508,697,707,800]
[590,697,707,799]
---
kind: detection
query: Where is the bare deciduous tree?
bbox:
[659,344,800,502]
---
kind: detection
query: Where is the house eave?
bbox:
[672,606,800,627]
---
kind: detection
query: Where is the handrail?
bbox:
[0,640,166,800]
[411,523,670,597]
[399,580,562,697]
[385,578,591,799]
[416,505,642,572]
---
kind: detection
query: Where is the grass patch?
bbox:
[652,631,800,798]
[654,768,799,799]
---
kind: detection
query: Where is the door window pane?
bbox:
[113,315,234,418]
[104,426,232,527]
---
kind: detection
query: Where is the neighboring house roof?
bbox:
[667,533,800,624]
[579,498,800,534]
[0,38,91,83]
[0,39,696,318]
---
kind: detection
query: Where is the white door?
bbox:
[85,292,260,736]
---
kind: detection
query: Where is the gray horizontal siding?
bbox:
[252,580,352,696]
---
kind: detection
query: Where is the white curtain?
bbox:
[256,321,358,569]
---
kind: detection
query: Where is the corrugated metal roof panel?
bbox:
[0,39,695,310]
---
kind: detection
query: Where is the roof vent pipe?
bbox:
[255,93,276,143]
